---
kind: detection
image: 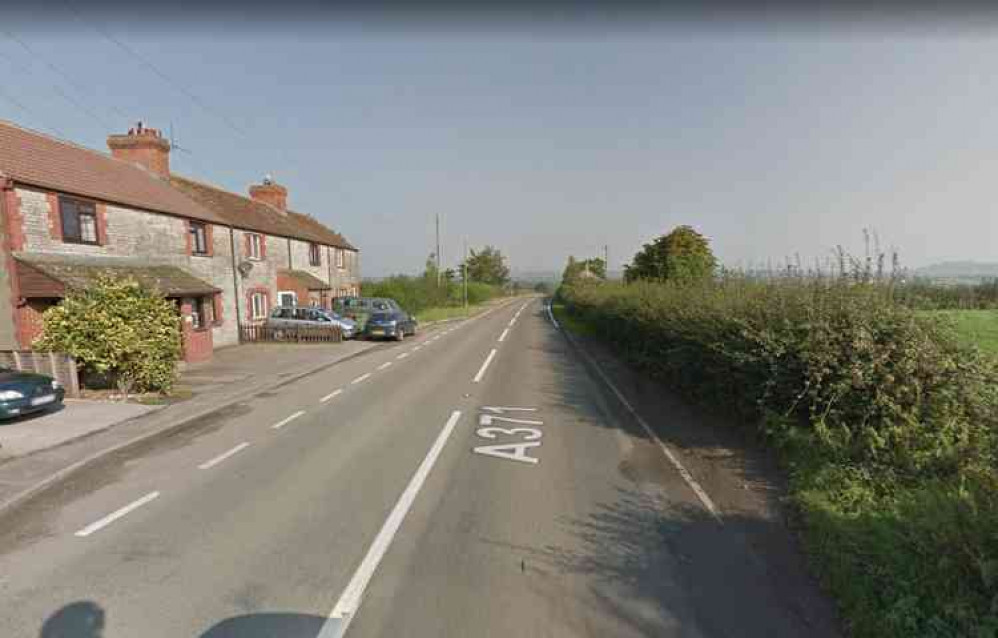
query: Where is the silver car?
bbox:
[266,306,357,339]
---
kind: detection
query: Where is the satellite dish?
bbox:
[237,261,253,277]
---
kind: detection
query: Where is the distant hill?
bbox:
[915,261,998,283]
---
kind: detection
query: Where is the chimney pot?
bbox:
[249,178,288,214]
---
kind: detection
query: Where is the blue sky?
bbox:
[2,18,997,276]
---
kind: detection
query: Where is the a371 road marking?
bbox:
[472,407,543,465]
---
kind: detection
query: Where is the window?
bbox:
[250,291,268,319]
[309,242,321,267]
[189,222,208,255]
[247,233,263,260]
[278,291,297,308]
[336,248,344,269]
[190,297,212,329]
[59,196,99,244]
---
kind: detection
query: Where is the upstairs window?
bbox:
[309,242,321,267]
[189,222,209,255]
[59,196,99,245]
[247,233,263,260]
[335,248,344,269]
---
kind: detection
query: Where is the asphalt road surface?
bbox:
[0,296,838,637]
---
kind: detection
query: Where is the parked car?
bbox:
[364,310,418,341]
[0,367,65,420]
[265,306,357,339]
[332,297,401,332]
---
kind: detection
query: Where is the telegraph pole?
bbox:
[463,237,469,316]
[435,214,442,287]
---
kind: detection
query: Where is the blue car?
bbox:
[0,367,65,420]
[364,311,418,341]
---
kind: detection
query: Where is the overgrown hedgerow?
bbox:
[559,276,998,637]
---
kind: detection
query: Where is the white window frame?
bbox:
[336,248,344,269]
[248,233,263,260]
[278,291,297,308]
[251,292,268,320]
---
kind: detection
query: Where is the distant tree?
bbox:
[624,225,717,284]
[463,245,510,286]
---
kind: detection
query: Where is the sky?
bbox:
[2,9,998,277]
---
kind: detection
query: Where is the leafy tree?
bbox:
[562,256,606,285]
[462,245,510,286]
[624,225,717,284]
[35,276,182,395]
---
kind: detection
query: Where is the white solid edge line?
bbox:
[574,342,721,523]
[397,352,409,359]
[321,389,344,403]
[271,410,306,430]
[74,491,160,537]
[319,410,463,638]
[377,361,393,371]
[546,302,560,330]
[498,328,509,342]
[351,373,372,385]
[473,348,498,383]
[198,442,251,470]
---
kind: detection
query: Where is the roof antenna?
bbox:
[168,123,191,155]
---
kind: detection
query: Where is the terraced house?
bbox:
[0,120,359,363]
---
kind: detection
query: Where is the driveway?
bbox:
[0,400,158,461]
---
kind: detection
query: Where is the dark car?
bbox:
[0,367,65,420]
[333,297,402,332]
[364,310,418,341]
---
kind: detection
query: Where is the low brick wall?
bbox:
[0,350,80,397]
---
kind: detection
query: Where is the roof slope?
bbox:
[16,254,220,297]
[170,175,355,250]
[0,119,225,224]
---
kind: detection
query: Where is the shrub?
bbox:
[559,276,998,637]
[35,276,182,395]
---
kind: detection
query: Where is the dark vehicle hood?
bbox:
[0,370,52,387]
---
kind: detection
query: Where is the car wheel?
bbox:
[396,328,404,342]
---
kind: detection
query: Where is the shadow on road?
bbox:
[38,601,332,638]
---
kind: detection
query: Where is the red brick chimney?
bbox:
[107,122,171,177]
[249,175,288,214]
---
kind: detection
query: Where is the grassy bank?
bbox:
[558,278,998,638]
[416,303,487,323]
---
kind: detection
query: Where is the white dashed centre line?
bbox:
[321,410,463,635]
[74,491,160,538]
[397,352,409,360]
[321,389,344,403]
[271,410,306,430]
[508,318,516,327]
[198,442,250,470]
[377,361,393,371]
[351,373,372,385]
[473,348,498,383]
[498,328,509,342]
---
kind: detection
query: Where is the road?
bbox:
[0,296,838,637]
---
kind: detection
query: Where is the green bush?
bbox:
[361,276,501,316]
[35,276,182,395]
[560,276,998,637]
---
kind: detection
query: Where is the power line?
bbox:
[0,86,68,139]
[0,37,112,131]
[0,29,129,124]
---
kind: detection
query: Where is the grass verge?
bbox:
[928,309,998,355]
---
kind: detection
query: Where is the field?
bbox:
[931,309,998,355]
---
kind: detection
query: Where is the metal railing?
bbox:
[239,325,343,344]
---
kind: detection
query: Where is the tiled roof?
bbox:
[170,175,356,250]
[280,269,332,291]
[0,119,225,224]
[16,254,219,298]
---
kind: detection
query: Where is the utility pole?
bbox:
[435,214,442,287]
[463,237,469,316]
[604,244,609,278]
